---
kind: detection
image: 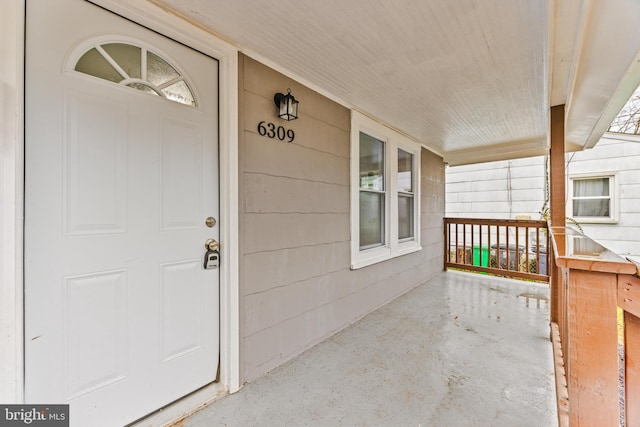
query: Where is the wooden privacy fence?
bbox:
[444,217,550,282]
[549,226,640,427]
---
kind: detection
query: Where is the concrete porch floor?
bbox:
[183,271,556,427]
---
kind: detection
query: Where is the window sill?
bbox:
[572,218,619,225]
[350,243,422,270]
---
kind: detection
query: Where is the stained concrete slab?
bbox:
[183,271,556,426]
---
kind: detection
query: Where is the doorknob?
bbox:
[204,239,219,251]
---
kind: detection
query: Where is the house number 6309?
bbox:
[257,121,295,143]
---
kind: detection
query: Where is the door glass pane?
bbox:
[398,194,414,239]
[162,80,196,106]
[126,82,160,96]
[359,133,385,191]
[574,178,609,197]
[102,43,141,79]
[74,43,197,107]
[398,149,413,193]
[573,199,610,217]
[75,48,123,83]
[147,51,180,86]
[360,192,384,248]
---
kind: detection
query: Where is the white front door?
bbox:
[24,0,220,425]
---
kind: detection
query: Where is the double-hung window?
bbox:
[351,111,421,269]
[359,133,386,249]
[397,148,415,240]
[568,174,618,223]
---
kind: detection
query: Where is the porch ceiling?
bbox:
[153,0,640,165]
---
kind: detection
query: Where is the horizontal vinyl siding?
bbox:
[239,55,445,383]
[244,173,349,214]
[566,136,640,260]
[445,137,640,260]
[243,213,349,254]
[446,156,546,219]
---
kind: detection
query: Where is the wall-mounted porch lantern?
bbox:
[274,89,299,121]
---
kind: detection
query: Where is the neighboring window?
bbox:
[74,42,197,106]
[351,111,421,269]
[568,175,617,223]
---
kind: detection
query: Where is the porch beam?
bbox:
[549,105,565,324]
[549,105,566,228]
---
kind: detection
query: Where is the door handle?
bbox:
[204,239,219,251]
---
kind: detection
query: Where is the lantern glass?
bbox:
[275,90,299,121]
[287,95,298,120]
[279,97,288,118]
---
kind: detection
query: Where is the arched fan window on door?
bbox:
[74,42,197,107]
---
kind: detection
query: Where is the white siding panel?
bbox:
[619,173,640,185]
[620,184,640,200]
[445,181,474,193]
[446,156,545,219]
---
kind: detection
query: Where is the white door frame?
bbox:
[0,0,240,409]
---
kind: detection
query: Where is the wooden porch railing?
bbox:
[549,226,640,426]
[444,217,550,282]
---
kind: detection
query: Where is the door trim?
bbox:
[1,0,26,405]
[1,0,240,407]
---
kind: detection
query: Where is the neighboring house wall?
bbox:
[238,55,445,383]
[565,135,640,262]
[446,156,546,219]
[445,135,640,262]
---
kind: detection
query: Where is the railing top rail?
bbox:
[550,226,637,274]
[444,217,548,227]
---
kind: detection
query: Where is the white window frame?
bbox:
[567,173,618,223]
[350,111,421,269]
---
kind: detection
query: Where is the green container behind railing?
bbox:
[472,245,489,267]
